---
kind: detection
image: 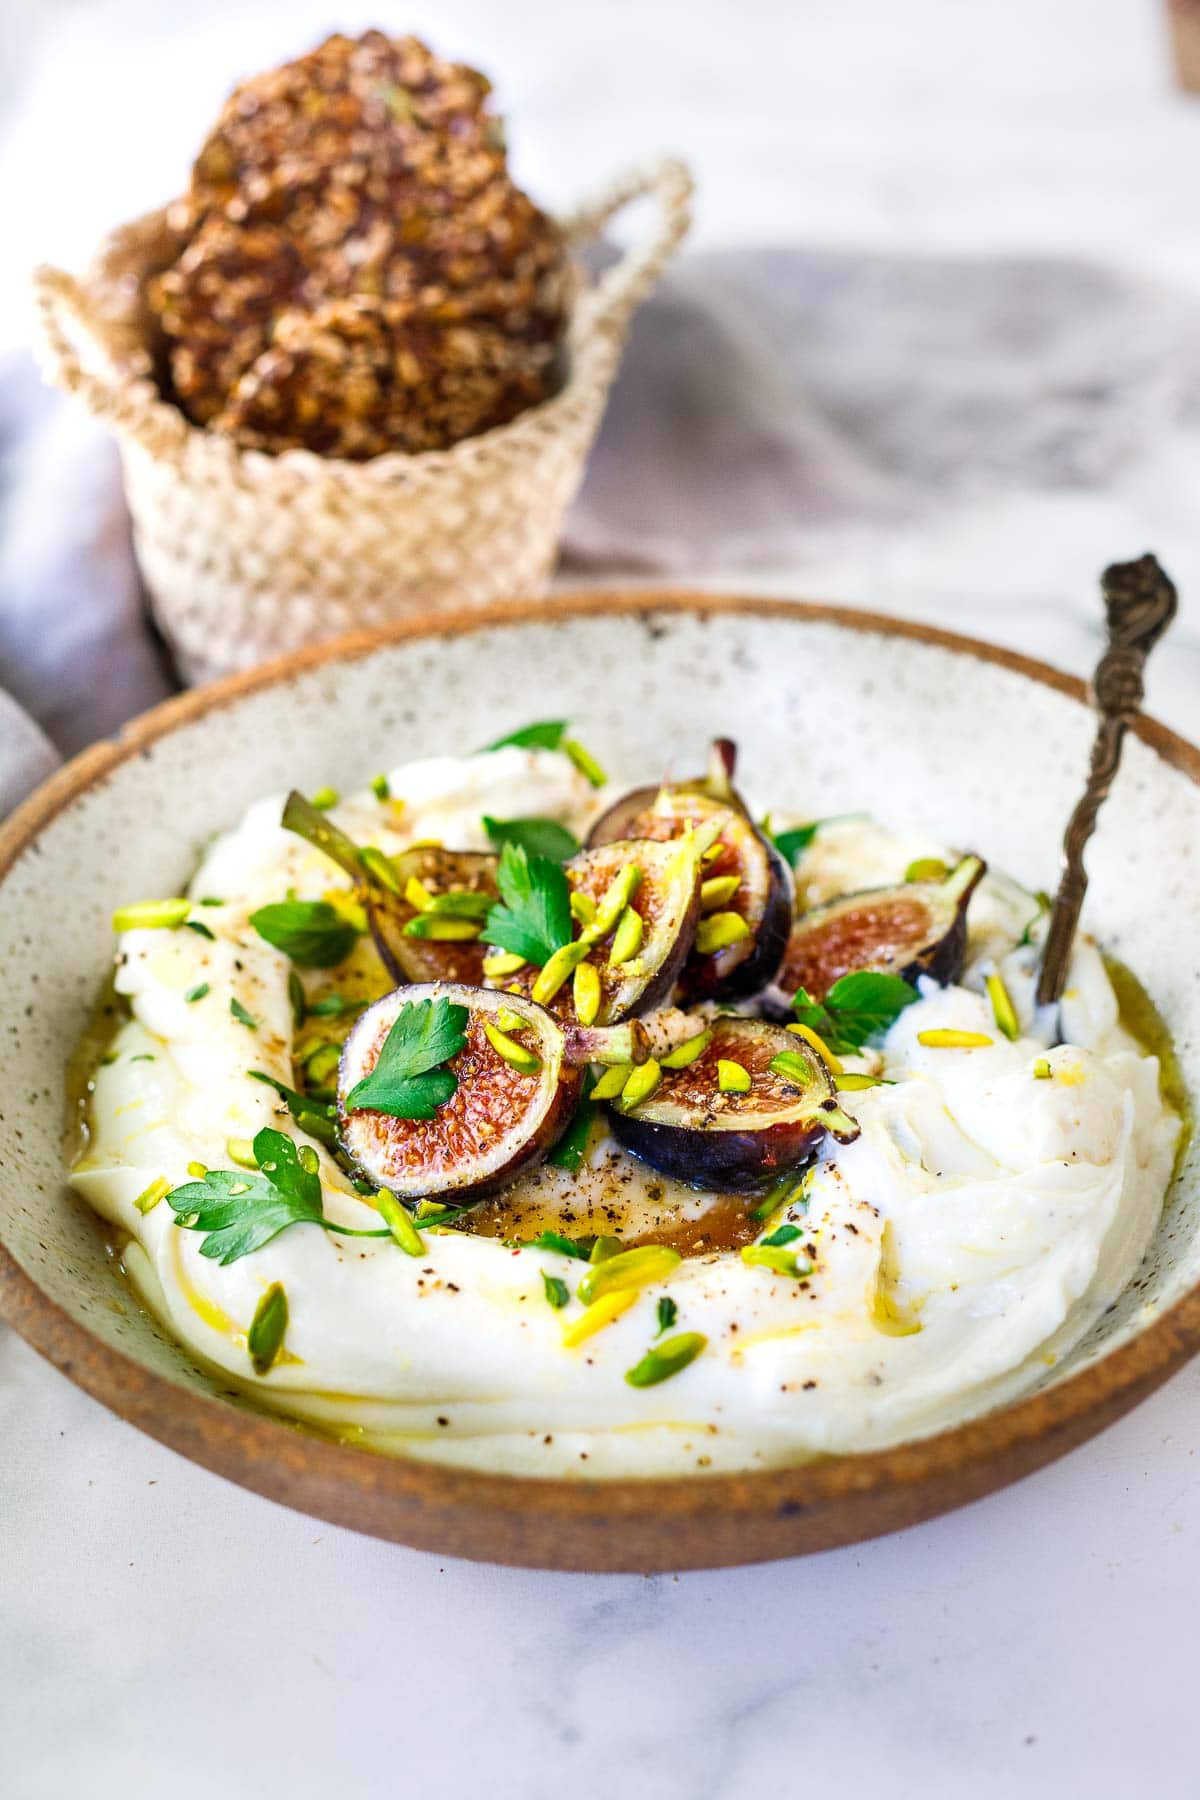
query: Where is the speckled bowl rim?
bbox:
[2,592,1198,1572]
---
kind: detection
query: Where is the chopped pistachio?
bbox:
[532,938,589,1003]
[787,1021,843,1075]
[694,910,750,956]
[589,1235,622,1265]
[184,982,210,1004]
[563,737,606,788]
[484,1021,542,1075]
[404,875,434,912]
[247,1283,288,1374]
[904,857,949,882]
[577,1243,681,1305]
[591,1063,632,1101]
[186,1160,208,1180]
[834,1072,884,1091]
[111,898,190,933]
[701,841,725,865]
[986,972,1020,1041]
[619,1058,662,1111]
[402,915,482,941]
[741,1244,813,1279]
[917,1029,994,1049]
[625,1331,707,1388]
[425,890,492,920]
[370,773,391,801]
[660,1027,712,1070]
[375,1189,423,1255]
[225,1137,258,1170]
[495,1005,527,1033]
[483,949,527,979]
[607,905,644,967]
[230,997,258,1030]
[561,1288,640,1347]
[768,1051,815,1086]
[133,1176,170,1216]
[311,787,339,811]
[304,1042,341,1088]
[717,1059,751,1093]
[699,874,741,913]
[589,864,642,938]
[573,960,601,1026]
[1033,1056,1052,1080]
[569,890,597,928]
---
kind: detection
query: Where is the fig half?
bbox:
[587,740,793,1002]
[281,791,497,986]
[608,1017,859,1191]
[764,854,987,1013]
[339,983,645,1203]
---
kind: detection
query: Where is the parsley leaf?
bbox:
[482,814,580,862]
[542,1272,570,1309]
[309,993,368,1019]
[248,1069,338,1143]
[167,1128,326,1264]
[345,997,468,1120]
[529,1230,591,1259]
[771,821,821,866]
[167,1126,392,1265]
[484,720,568,752]
[656,1296,678,1334]
[482,842,572,967]
[792,971,918,1055]
[250,899,359,968]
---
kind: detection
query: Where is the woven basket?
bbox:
[32,158,692,684]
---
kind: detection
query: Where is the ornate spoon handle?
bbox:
[1036,553,1178,1007]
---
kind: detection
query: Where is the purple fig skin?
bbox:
[678,830,792,1004]
[607,1017,858,1192]
[761,855,987,1018]
[610,1106,838,1192]
[587,768,793,1004]
[564,838,702,1022]
[337,983,577,1203]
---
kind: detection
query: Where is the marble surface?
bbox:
[3,2,1200,1796]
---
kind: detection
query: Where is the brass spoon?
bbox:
[1036,553,1178,1007]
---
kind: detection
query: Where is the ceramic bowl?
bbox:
[1,594,1196,1572]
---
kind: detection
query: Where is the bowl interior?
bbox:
[1,599,1197,1518]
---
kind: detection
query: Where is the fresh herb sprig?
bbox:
[344,996,468,1120]
[250,899,360,968]
[482,815,581,862]
[791,971,917,1056]
[167,1127,390,1265]
[484,720,568,752]
[481,842,572,968]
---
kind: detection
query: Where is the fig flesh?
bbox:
[765,854,986,1013]
[498,837,702,1025]
[339,983,646,1203]
[587,741,792,1001]
[608,1016,859,1191]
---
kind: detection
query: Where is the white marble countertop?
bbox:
[3,4,1200,1796]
